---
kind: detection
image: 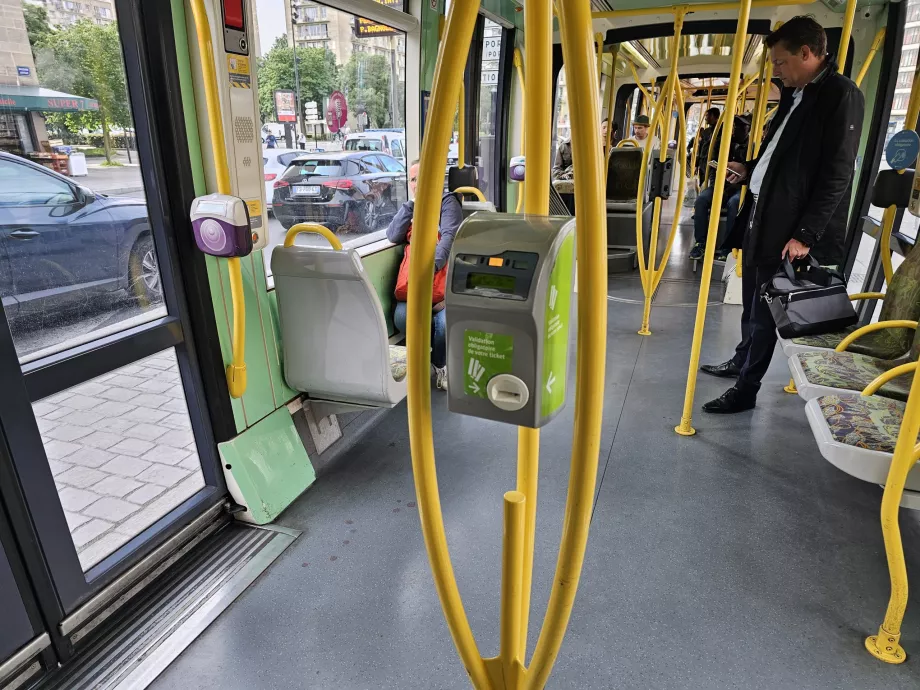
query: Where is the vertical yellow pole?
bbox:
[701,112,725,190]
[513,48,526,213]
[525,0,607,682]
[605,45,619,155]
[837,0,858,72]
[516,0,553,665]
[596,33,604,82]
[864,362,920,664]
[404,2,490,687]
[688,85,712,192]
[458,80,466,169]
[500,491,526,681]
[651,83,688,293]
[855,29,886,88]
[739,46,770,208]
[675,0,753,436]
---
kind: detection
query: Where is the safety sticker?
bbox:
[464,330,513,398]
[246,200,262,228]
[228,55,251,89]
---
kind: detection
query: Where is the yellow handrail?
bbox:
[835,320,919,352]
[188,0,246,399]
[513,47,526,213]
[283,223,343,250]
[879,205,897,285]
[592,0,814,19]
[850,292,887,301]
[740,43,771,208]
[688,80,712,190]
[676,0,753,436]
[702,110,725,190]
[862,361,918,397]
[604,45,619,155]
[458,79,465,169]
[633,77,668,292]
[617,138,639,148]
[855,28,886,88]
[837,0,858,71]
[454,186,487,202]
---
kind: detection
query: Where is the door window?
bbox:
[477,19,504,204]
[378,155,405,172]
[0,159,76,205]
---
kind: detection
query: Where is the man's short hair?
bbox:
[765,16,827,58]
[706,107,720,118]
[410,159,420,168]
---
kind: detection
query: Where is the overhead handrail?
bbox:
[188,0,247,399]
[454,186,487,202]
[283,223,343,250]
[676,0,753,436]
[855,28,886,88]
[513,47,526,213]
[592,0,814,20]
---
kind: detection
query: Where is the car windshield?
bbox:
[345,139,383,152]
[284,160,346,178]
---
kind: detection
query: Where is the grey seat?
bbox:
[271,245,407,408]
[605,148,653,267]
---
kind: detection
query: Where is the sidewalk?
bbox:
[78,152,145,197]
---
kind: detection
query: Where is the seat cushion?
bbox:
[797,351,912,401]
[789,324,858,350]
[389,345,407,382]
[817,394,905,453]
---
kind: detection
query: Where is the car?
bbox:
[272,151,408,234]
[0,151,159,319]
[263,149,304,215]
[344,130,407,166]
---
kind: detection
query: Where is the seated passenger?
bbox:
[689,115,750,261]
[688,107,720,184]
[387,160,462,390]
[553,119,608,180]
[632,115,659,151]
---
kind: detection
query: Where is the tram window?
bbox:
[0,0,166,362]
[552,67,570,171]
[256,1,408,279]
[477,19,504,203]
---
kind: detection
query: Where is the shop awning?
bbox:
[0,85,99,113]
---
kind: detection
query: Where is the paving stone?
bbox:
[32,401,57,417]
[122,406,170,423]
[71,519,114,548]
[135,464,189,487]
[114,504,169,536]
[60,410,105,427]
[64,511,90,531]
[125,484,165,505]
[43,424,93,443]
[93,475,143,498]
[48,459,73,476]
[71,382,109,397]
[56,466,107,489]
[83,496,139,522]
[97,387,142,403]
[160,398,189,414]
[180,455,201,471]
[158,429,194,449]
[137,379,175,394]
[41,406,73,421]
[66,446,115,468]
[43,440,81,460]
[143,445,191,467]
[106,374,147,388]
[58,487,101,512]
[92,417,136,434]
[117,365,145,376]
[109,438,155,457]
[95,401,137,417]
[59,395,106,411]
[143,358,174,371]
[124,423,170,442]
[99,455,151,478]
[79,431,125,450]
[163,385,187,400]
[160,413,192,430]
[79,531,131,570]
[36,417,56,435]
[46,391,75,404]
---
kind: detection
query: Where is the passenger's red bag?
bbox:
[394,226,447,304]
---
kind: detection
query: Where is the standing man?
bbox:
[700,16,865,413]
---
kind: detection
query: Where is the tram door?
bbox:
[0,0,223,670]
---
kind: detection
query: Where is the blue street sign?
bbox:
[17,66,30,77]
[886,129,920,170]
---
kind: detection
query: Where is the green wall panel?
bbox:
[362,245,405,336]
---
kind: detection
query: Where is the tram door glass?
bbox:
[0,0,218,608]
[257,0,408,282]
[477,19,503,203]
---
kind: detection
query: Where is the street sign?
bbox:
[304,101,318,119]
[273,89,297,123]
[326,91,348,133]
[886,129,920,170]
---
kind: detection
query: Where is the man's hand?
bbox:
[782,238,810,261]
[726,161,746,182]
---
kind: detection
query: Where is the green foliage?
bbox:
[23,4,54,49]
[257,37,337,123]
[340,53,394,129]
[33,20,130,164]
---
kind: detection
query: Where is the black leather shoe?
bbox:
[700,360,741,378]
[702,387,756,414]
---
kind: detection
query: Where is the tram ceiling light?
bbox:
[627,40,658,69]
[620,42,652,70]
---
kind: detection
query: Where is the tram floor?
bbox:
[152,213,920,689]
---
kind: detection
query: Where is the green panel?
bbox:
[361,244,405,336]
[266,287,298,404]
[541,233,574,417]
[849,15,887,217]
[420,0,441,92]
[218,407,316,525]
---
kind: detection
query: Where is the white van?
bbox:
[344,130,407,166]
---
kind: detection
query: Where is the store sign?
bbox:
[326,91,348,133]
[482,71,498,85]
[17,66,31,77]
[0,93,99,112]
[274,89,297,122]
[354,0,402,37]
[483,39,501,61]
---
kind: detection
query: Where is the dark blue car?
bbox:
[0,152,159,319]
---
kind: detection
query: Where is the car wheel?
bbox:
[280,218,294,230]
[128,234,162,307]
[362,201,380,232]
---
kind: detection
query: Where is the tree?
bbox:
[23,4,55,52]
[340,52,393,129]
[34,20,131,164]
[257,36,337,125]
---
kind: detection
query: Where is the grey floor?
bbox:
[152,206,920,689]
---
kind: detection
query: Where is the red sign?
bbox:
[326,91,348,133]
[273,89,297,123]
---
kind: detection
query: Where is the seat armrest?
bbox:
[849,292,886,302]
[862,361,918,396]
[835,320,919,352]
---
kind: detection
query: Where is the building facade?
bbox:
[890,0,920,134]
[25,0,115,28]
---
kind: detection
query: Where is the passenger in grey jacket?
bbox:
[386,160,463,390]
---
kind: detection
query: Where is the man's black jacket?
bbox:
[726,62,865,267]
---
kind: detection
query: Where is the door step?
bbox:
[34,523,297,690]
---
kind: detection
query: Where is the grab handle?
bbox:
[284,223,343,250]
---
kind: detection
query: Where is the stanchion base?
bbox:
[866,634,907,664]
[674,424,696,437]
[783,384,798,394]
[638,328,651,336]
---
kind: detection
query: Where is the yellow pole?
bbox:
[676,0,753,436]
[628,60,653,105]
[879,205,897,286]
[500,491,526,681]
[525,0,607,684]
[633,88,667,292]
[739,45,770,208]
[701,112,725,189]
[514,48,526,213]
[837,0,858,71]
[865,360,920,664]
[605,45,619,155]
[188,0,246,399]
[855,28,886,88]
[404,1,490,686]
[688,85,712,191]
[591,0,815,20]
[458,79,466,169]
[596,32,604,82]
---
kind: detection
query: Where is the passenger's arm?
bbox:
[793,87,865,247]
[551,145,565,179]
[386,199,414,244]
[434,193,463,271]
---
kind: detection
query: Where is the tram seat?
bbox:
[272,245,408,409]
[605,149,653,266]
[788,349,916,402]
[804,393,920,509]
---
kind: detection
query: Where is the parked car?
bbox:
[263,149,304,215]
[0,152,159,318]
[272,152,408,234]
[344,130,407,166]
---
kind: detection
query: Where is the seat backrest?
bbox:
[880,242,920,330]
[271,246,397,406]
[447,165,479,192]
[606,148,645,202]
[461,200,496,218]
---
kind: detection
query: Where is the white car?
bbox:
[263,149,304,214]
[344,131,407,166]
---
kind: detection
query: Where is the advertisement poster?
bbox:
[273,89,297,122]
